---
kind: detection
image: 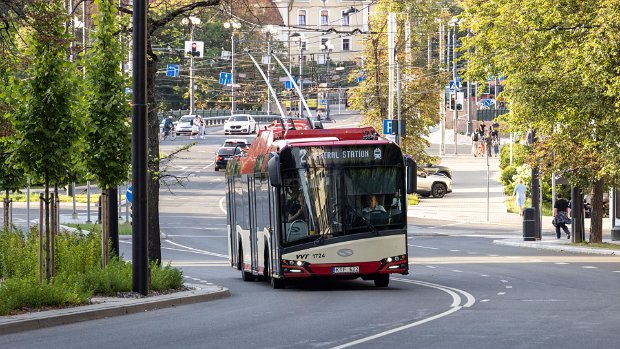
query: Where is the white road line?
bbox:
[331,279,474,349]
[203,161,215,169]
[166,234,226,238]
[501,280,508,283]
[555,262,570,265]
[506,286,513,289]
[481,299,490,302]
[582,266,598,269]
[219,196,227,214]
[497,292,506,295]
[409,244,438,250]
[613,271,620,273]
[164,239,228,258]
[480,274,489,277]
[450,249,461,252]
[428,222,464,229]
[488,254,499,257]
[451,269,462,273]
[426,266,436,269]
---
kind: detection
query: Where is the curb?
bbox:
[493,239,619,255]
[0,284,230,335]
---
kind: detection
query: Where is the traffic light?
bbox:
[191,42,199,57]
[450,92,455,110]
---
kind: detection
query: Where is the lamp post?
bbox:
[291,32,307,117]
[449,17,458,155]
[182,16,201,115]
[262,25,278,115]
[320,40,334,121]
[224,19,241,115]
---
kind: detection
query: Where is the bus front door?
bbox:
[248,177,259,274]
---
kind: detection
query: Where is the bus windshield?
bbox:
[281,166,406,245]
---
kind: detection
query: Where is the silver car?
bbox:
[416,172,452,198]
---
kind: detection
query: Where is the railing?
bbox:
[476,109,509,121]
[158,110,284,128]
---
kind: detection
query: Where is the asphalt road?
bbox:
[2,114,620,348]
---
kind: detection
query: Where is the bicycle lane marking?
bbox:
[330,278,475,349]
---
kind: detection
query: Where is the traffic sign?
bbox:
[354,75,366,83]
[126,186,132,205]
[219,72,232,85]
[166,64,179,77]
[383,119,393,135]
[449,80,462,90]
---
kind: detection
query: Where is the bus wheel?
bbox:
[271,276,285,289]
[374,275,389,287]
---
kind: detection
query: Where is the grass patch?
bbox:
[8,192,105,203]
[573,242,620,250]
[506,197,553,216]
[0,227,184,315]
[407,194,419,206]
[65,223,133,235]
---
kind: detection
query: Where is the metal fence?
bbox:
[159,109,268,121]
[476,109,509,121]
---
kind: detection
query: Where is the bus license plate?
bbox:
[332,266,359,274]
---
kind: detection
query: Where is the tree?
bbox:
[348,0,444,165]
[461,0,620,242]
[11,0,81,279]
[84,0,131,259]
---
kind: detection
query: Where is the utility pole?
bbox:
[388,12,396,122]
[452,20,458,155]
[439,23,446,156]
[397,62,401,146]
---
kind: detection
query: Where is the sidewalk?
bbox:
[409,126,620,253]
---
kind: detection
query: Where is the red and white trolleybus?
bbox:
[225,119,415,288]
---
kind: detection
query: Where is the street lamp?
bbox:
[291,32,307,117]
[182,15,201,115]
[320,40,334,121]
[224,19,241,115]
[262,25,278,115]
[449,17,459,155]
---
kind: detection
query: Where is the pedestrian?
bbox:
[316,110,323,121]
[513,178,527,216]
[493,137,500,156]
[190,115,200,139]
[485,132,493,157]
[477,121,486,136]
[199,116,206,139]
[553,193,571,239]
[471,130,480,156]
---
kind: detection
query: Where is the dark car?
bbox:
[422,164,452,179]
[215,146,242,171]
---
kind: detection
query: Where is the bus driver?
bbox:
[362,195,386,214]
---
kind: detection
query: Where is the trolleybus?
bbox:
[225,121,415,288]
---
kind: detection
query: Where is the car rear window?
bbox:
[218,148,243,156]
[229,115,249,122]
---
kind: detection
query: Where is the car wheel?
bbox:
[215,166,219,171]
[431,183,447,198]
[374,274,389,287]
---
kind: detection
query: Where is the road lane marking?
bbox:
[450,249,461,252]
[409,244,438,250]
[582,266,598,269]
[497,292,506,295]
[428,222,464,229]
[164,239,228,258]
[331,279,475,349]
[219,196,227,214]
[203,161,215,169]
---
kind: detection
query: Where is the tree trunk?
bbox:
[101,190,109,267]
[590,178,604,243]
[3,190,8,231]
[108,187,119,257]
[147,43,162,264]
[44,183,50,282]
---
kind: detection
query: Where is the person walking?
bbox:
[513,178,527,216]
[553,193,571,239]
[471,131,480,156]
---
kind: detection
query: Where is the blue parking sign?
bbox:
[383,119,393,135]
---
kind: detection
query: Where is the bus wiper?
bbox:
[343,203,379,235]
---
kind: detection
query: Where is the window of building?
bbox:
[342,10,350,26]
[342,38,351,51]
[320,10,329,25]
[298,10,307,26]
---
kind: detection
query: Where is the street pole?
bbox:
[131,0,148,296]
[397,62,401,146]
[266,34,271,115]
[299,42,303,117]
[439,23,445,156]
[231,28,236,115]
[189,26,195,114]
[452,23,458,155]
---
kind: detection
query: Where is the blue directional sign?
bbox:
[166,64,179,77]
[354,75,367,83]
[284,76,297,89]
[126,186,132,205]
[383,119,394,135]
[219,72,232,85]
[484,99,493,107]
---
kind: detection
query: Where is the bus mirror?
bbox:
[406,157,416,194]
[268,153,282,187]
[312,120,323,129]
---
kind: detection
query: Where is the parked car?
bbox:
[224,114,257,135]
[176,115,197,136]
[215,146,243,171]
[422,163,452,179]
[416,172,452,198]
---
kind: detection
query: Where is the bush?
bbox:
[499,142,529,169]
[150,262,184,290]
[0,276,91,316]
[0,228,39,279]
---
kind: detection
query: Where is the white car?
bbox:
[224,114,257,135]
[176,115,198,136]
[416,172,452,198]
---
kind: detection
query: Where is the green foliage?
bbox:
[499,143,529,170]
[0,228,38,279]
[65,222,133,235]
[500,165,516,187]
[348,0,444,165]
[0,276,92,316]
[84,0,131,189]
[54,231,102,275]
[150,261,184,291]
[11,0,82,188]
[74,258,133,295]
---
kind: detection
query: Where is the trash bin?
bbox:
[523,208,536,241]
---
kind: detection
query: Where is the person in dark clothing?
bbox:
[553,193,571,239]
